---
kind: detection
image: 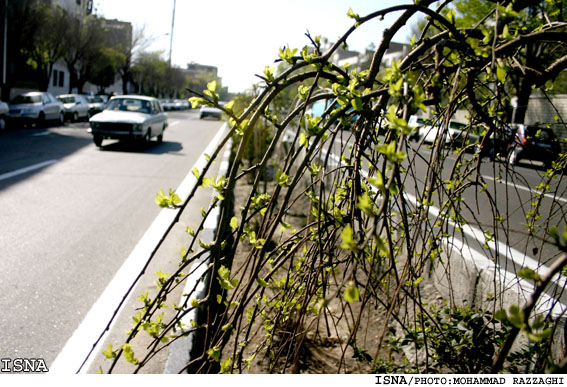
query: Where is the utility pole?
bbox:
[168,0,176,67]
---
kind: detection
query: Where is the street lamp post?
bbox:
[168,0,176,67]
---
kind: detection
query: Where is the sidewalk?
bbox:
[52,123,231,374]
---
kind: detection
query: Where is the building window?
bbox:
[53,71,58,87]
[76,0,81,5]
[58,71,64,87]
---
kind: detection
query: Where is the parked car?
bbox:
[408,115,431,141]
[476,124,515,160]
[172,99,188,110]
[86,95,106,116]
[200,104,223,120]
[160,100,175,111]
[0,100,8,130]
[88,95,168,147]
[7,91,64,127]
[418,120,472,147]
[506,124,561,168]
[57,94,90,122]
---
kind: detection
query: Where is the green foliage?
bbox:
[399,306,511,373]
[154,188,182,209]
[104,1,567,374]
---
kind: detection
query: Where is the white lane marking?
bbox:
[402,190,565,289]
[322,144,565,302]
[0,160,58,181]
[483,175,567,204]
[168,120,179,127]
[50,123,228,374]
[32,131,51,136]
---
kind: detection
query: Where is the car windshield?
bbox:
[526,126,556,142]
[105,98,151,114]
[449,122,467,130]
[88,96,103,103]
[57,96,74,104]
[11,94,41,104]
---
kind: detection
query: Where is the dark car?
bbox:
[477,124,515,160]
[0,100,7,130]
[507,125,561,168]
[86,95,106,116]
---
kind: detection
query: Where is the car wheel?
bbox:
[0,117,6,131]
[144,131,151,147]
[157,133,163,144]
[72,112,78,122]
[93,135,103,147]
[58,111,65,125]
[36,112,45,128]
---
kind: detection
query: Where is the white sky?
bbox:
[93,1,419,94]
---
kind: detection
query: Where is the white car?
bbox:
[408,115,431,141]
[57,94,90,122]
[199,104,223,120]
[8,91,64,127]
[88,95,168,147]
[418,120,469,146]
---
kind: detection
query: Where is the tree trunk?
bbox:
[121,72,129,94]
[512,79,532,124]
[38,63,53,92]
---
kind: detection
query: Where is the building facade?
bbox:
[1,0,131,100]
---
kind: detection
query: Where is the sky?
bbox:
[93,1,419,94]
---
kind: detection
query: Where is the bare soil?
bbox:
[225,176,445,374]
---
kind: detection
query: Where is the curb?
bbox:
[164,135,233,374]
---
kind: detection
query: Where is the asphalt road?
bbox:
[319,129,567,307]
[0,110,224,368]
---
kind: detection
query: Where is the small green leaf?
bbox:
[344,281,360,303]
[221,323,232,332]
[508,305,524,329]
[275,169,289,186]
[207,346,221,362]
[155,189,169,207]
[230,217,238,231]
[494,309,508,323]
[299,132,308,148]
[263,66,275,82]
[368,171,386,192]
[549,226,560,244]
[121,344,139,365]
[518,267,540,282]
[298,85,310,100]
[357,192,374,216]
[351,97,363,111]
[340,224,357,251]
[207,80,217,93]
[102,344,116,360]
[347,7,359,21]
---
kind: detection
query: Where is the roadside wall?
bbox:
[525,94,567,142]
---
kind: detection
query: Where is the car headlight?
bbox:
[133,124,143,132]
[90,122,99,129]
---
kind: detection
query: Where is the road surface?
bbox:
[0,110,225,370]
